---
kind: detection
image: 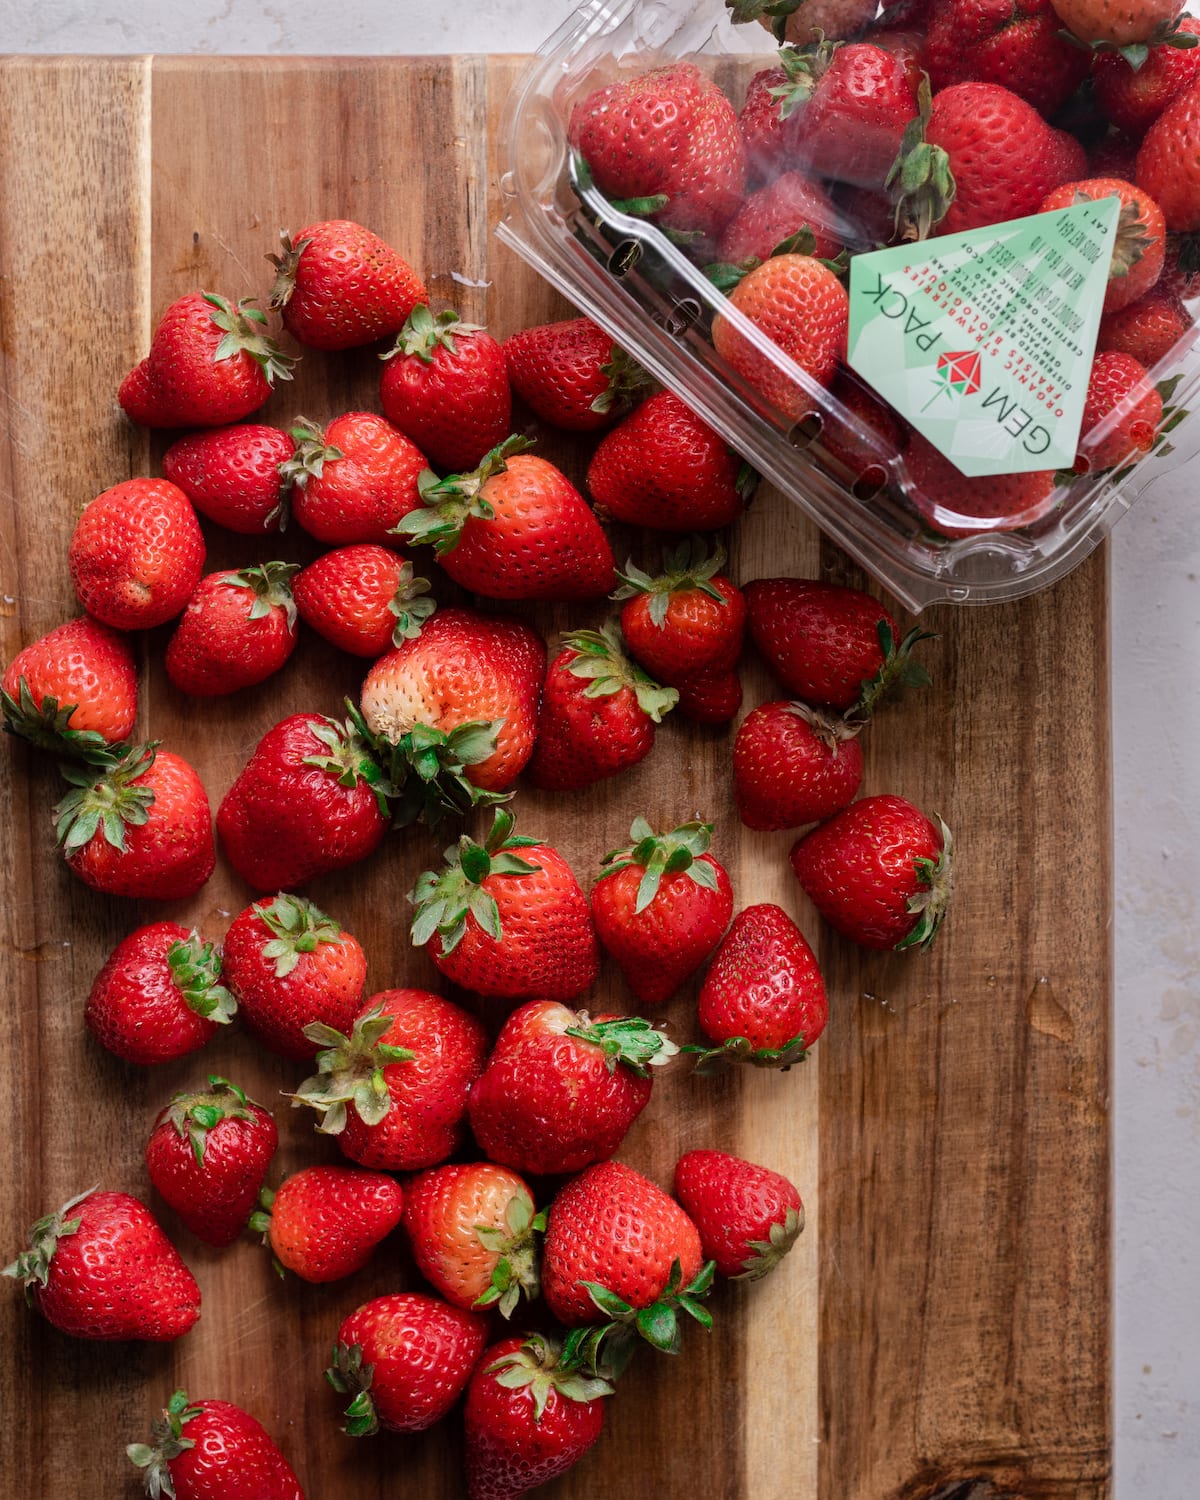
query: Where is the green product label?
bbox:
[846,197,1120,477]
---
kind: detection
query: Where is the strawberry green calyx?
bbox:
[277,416,345,488]
[562,623,678,722]
[599,816,722,914]
[247,1184,282,1271]
[254,893,346,978]
[473,1192,548,1318]
[408,806,543,955]
[3,1186,96,1293]
[563,1015,679,1078]
[387,562,437,644]
[849,620,935,724]
[380,302,484,364]
[265,230,313,310]
[1104,193,1154,282]
[290,1001,416,1135]
[735,1205,805,1281]
[300,713,391,817]
[54,741,158,854]
[725,0,814,43]
[391,434,536,556]
[897,816,954,952]
[228,560,300,630]
[612,536,729,628]
[593,345,652,416]
[1057,14,1199,68]
[2,676,127,765]
[704,225,819,294]
[127,1388,203,1498]
[886,78,955,243]
[167,935,237,1026]
[159,1077,253,1168]
[683,1031,810,1074]
[202,292,295,387]
[579,1257,716,1364]
[485,1333,615,1418]
[325,1340,382,1437]
[770,37,840,118]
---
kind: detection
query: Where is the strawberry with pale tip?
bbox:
[282,411,428,546]
[2,616,137,761]
[250,1163,404,1282]
[268,219,426,350]
[294,546,435,658]
[127,1391,305,1500]
[502,317,650,431]
[674,1149,805,1281]
[161,422,293,534]
[165,561,300,697]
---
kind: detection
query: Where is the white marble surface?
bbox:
[4,1,1197,1493]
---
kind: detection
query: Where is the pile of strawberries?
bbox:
[563,0,1200,536]
[1,208,952,1499]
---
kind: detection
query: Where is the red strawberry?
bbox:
[525,624,678,792]
[615,536,746,685]
[250,1164,404,1282]
[733,701,863,830]
[744,577,929,713]
[359,607,545,820]
[326,1293,488,1435]
[1041,177,1166,313]
[1043,127,1090,190]
[119,291,294,428]
[294,546,435,658]
[468,1002,676,1178]
[790,792,953,950]
[268,219,427,350]
[711,254,848,421]
[1094,17,1200,135]
[1075,350,1163,471]
[924,0,1089,116]
[4,1187,200,1341]
[691,903,828,1070]
[292,990,487,1171]
[815,374,907,484]
[220,893,367,1061]
[394,437,615,601]
[787,41,919,188]
[145,1077,277,1247]
[464,1334,611,1500]
[587,390,754,531]
[717,172,843,266]
[1138,78,1200,230]
[502,318,650,432]
[541,1160,711,1350]
[127,1391,304,1500]
[85,922,235,1066]
[738,66,803,185]
[379,305,512,471]
[164,562,299,697]
[568,62,745,239]
[215,712,389,890]
[57,743,215,900]
[2,616,137,759]
[408,809,600,1004]
[748,0,882,45]
[1098,284,1193,366]
[69,478,205,630]
[902,431,1057,537]
[672,668,743,723]
[161,423,293,534]
[402,1162,544,1315]
[591,818,734,1007]
[1089,131,1141,181]
[282,411,427,546]
[1052,0,1184,48]
[674,1149,804,1280]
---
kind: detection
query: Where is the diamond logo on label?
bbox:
[846,197,1121,477]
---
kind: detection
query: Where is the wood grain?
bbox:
[0,56,1109,1499]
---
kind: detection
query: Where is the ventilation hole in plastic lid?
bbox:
[788,412,822,450]
[659,298,700,338]
[852,466,887,502]
[607,240,642,277]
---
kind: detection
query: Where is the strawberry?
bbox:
[541,1160,711,1352]
[293,546,435,657]
[1098,284,1192,366]
[1040,177,1166,313]
[292,990,487,1171]
[1043,127,1090,189]
[127,1391,304,1500]
[249,1164,404,1281]
[587,390,754,531]
[790,792,954,950]
[672,668,744,723]
[281,411,427,546]
[379,305,512,471]
[85,922,235,1065]
[2,616,137,759]
[1137,77,1200,230]
[785,41,919,189]
[268,219,427,350]
[394,437,615,601]
[164,562,299,697]
[615,536,745,683]
[57,742,215,900]
[815,373,907,484]
[408,809,600,1003]
[568,62,746,239]
[161,423,293,534]
[216,712,389,890]
[69,478,205,630]
[716,171,844,266]
[220,894,367,1061]
[502,317,650,432]
[673,1150,804,1280]
[359,607,545,821]
[402,1162,544,1315]
[744,0,881,45]
[4,1187,200,1341]
[737,66,803,185]
[119,291,293,428]
[711,254,848,421]
[591,818,734,1007]
[1075,350,1163,471]
[733,700,863,830]
[744,577,929,714]
[468,1001,676,1178]
[1094,17,1200,135]
[1051,0,1186,49]
[903,431,1057,536]
[690,903,828,1071]
[924,0,1089,116]
[325,1293,488,1435]
[145,1077,277,1247]
[1089,132,1141,181]
[464,1334,611,1500]
[525,624,678,792]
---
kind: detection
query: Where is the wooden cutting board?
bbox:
[0,56,1110,1500]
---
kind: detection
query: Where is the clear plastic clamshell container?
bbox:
[496,0,1200,610]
